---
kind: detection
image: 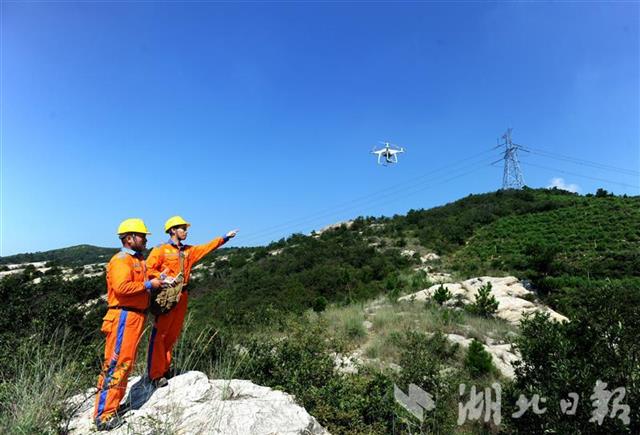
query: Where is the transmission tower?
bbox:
[494,128,527,189]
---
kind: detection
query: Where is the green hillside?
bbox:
[453,195,640,278]
[2,188,638,434]
[190,188,638,330]
[380,187,582,254]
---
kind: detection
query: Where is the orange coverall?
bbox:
[146,236,228,380]
[93,248,152,425]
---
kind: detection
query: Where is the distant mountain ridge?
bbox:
[0,244,118,267]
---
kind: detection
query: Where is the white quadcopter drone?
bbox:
[371,141,405,165]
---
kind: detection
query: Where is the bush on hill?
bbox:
[503,283,639,434]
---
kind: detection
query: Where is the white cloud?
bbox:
[548,177,580,193]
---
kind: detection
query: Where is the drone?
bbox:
[371,141,405,165]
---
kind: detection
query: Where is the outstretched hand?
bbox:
[226,229,239,239]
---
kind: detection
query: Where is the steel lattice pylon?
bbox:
[496,128,527,189]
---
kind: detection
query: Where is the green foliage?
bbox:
[410,270,431,291]
[393,331,460,433]
[503,283,640,434]
[384,273,401,303]
[595,187,614,198]
[399,188,579,254]
[468,282,498,318]
[239,323,335,399]
[344,314,367,340]
[432,284,452,305]
[190,229,410,331]
[0,274,105,376]
[453,195,640,281]
[309,369,396,435]
[236,323,396,434]
[312,296,328,312]
[537,276,640,316]
[464,339,494,378]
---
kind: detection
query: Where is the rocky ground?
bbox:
[65,371,329,435]
[398,275,568,325]
[331,264,567,380]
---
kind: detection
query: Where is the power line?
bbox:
[239,156,496,245]
[526,146,639,176]
[520,161,640,190]
[238,141,637,247]
[239,149,495,242]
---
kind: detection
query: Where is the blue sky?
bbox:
[1,2,638,256]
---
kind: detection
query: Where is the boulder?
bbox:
[399,276,568,325]
[66,371,329,434]
[420,253,440,262]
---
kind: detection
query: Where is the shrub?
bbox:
[394,331,459,433]
[468,282,498,318]
[312,296,328,313]
[503,283,640,434]
[385,274,401,303]
[343,314,367,340]
[464,339,494,378]
[238,323,395,434]
[410,271,431,291]
[432,284,452,305]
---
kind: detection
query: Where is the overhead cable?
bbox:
[520,161,640,190]
[526,146,639,176]
[240,157,495,245]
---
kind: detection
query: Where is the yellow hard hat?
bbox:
[117,218,151,235]
[164,215,191,233]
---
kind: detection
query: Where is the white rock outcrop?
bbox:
[446,334,519,379]
[0,261,106,283]
[316,220,354,235]
[399,276,568,325]
[420,253,440,262]
[66,371,329,435]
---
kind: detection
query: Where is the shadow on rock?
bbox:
[119,377,156,413]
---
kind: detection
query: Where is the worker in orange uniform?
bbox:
[93,218,164,431]
[146,215,237,386]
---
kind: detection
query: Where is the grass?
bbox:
[0,329,97,434]
[0,313,245,434]
[302,287,518,374]
[320,303,368,347]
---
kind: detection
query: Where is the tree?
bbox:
[464,339,494,377]
[504,283,640,434]
[468,282,499,318]
[524,242,559,278]
[312,296,327,313]
[432,284,452,305]
[595,188,613,198]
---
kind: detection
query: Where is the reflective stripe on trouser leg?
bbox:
[95,310,128,423]
[93,310,144,424]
